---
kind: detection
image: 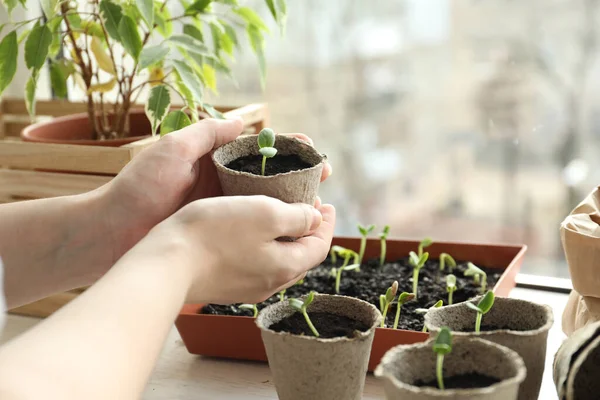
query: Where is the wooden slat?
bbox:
[2,98,88,117]
[0,169,111,199]
[0,141,133,174]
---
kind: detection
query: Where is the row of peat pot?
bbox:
[255,293,557,400]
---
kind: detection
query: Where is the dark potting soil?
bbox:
[415,372,500,389]
[457,325,529,332]
[269,312,369,339]
[201,256,503,332]
[225,154,311,176]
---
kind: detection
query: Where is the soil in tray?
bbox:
[225,154,311,176]
[269,312,370,339]
[415,372,501,389]
[201,256,503,332]
[458,325,529,332]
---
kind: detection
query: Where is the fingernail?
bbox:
[310,207,323,231]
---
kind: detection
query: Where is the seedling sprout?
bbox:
[439,253,457,273]
[330,246,360,293]
[379,281,398,328]
[278,277,306,302]
[379,225,391,266]
[357,224,376,264]
[239,304,258,318]
[329,245,346,264]
[432,327,453,390]
[446,274,457,305]
[466,291,495,333]
[418,237,433,257]
[257,128,277,176]
[392,292,416,329]
[416,300,443,332]
[289,291,319,337]
[409,251,429,299]
[464,262,487,293]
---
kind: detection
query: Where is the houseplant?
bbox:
[374,331,526,399]
[424,294,553,400]
[0,0,287,144]
[255,292,382,400]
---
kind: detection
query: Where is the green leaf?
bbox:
[202,63,217,92]
[259,147,277,158]
[433,300,443,308]
[288,298,303,311]
[258,127,275,147]
[477,291,495,314]
[432,327,452,355]
[420,237,433,249]
[304,291,316,307]
[118,16,142,61]
[464,262,486,278]
[0,31,17,95]
[81,21,105,39]
[17,28,30,44]
[265,0,286,34]
[398,292,415,305]
[25,23,52,70]
[2,0,18,16]
[446,274,456,289]
[409,251,420,268]
[265,0,276,20]
[145,85,171,136]
[48,31,61,58]
[466,302,482,313]
[209,21,223,55]
[174,75,198,122]
[136,0,154,28]
[172,59,203,104]
[235,7,269,32]
[170,34,210,55]
[40,0,58,18]
[160,110,192,136]
[66,13,82,29]
[343,263,360,272]
[219,28,234,56]
[100,0,123,42]
[183,24,204,42]
[139,43,170,70]
[202,103,224,119]
[155,5,173,37]
[25,71,38,118]
[419,252,429,267]
[247,25,266,88]
[222,23,238,48]
[50,62,67,98]
[186,0,212,14]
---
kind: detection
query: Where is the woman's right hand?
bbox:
[127,195,336,305]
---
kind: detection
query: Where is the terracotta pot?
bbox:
[256,293,381,400]
[21,109,150,146]
[374,337,527,399]
[553,320,600,399]
[424,296,553,400]
[211,134,325,205]
[174,237,527,371]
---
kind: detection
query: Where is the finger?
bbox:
[270,202,323,238]
[314,196,322,209]
[321,162,332,182]
[162,117,244,163]
[280,133,313,146]
[275,204,336,272]
[272,272,307,295]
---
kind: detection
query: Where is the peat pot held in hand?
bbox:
[375,337,526,399]
[212,134,325,205]
[424,296,553,400]
[255,293,382,400]
[554,320,600,399]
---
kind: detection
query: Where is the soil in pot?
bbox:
[201,256,502,332]
[225,154,311,176]
[269,312,370,338]
[415,373,501,389]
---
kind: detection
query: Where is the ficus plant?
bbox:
[446,274,457,305]
[257,128,277,175]
[433,327,453,390]
[464,262,487,293]
[409,250,429,299]
[418,237,433,257]
[357,224,375,264]
[379,280,398,328]
[379,225,390,266]
[416,300,443,332]
[239,303,258,318]
[289,291,319,337]
[0,0,287,140]
[439,253,457,273]
[392,291,415,330]
[466,290,495,333]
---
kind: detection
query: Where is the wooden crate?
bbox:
[1,98,270,317]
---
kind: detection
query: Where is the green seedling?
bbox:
[466,291,495,333]
[239,304,258,318]
[329,245,346,264]
[409,251,429,299]
[379,281,398,328]
[289,291,319,337]
[393,292,416,329]
[278,277,306,302]
[418,237,433,257]
[258,128,277,176]
[439,253,457,273]
[433,327,453,390]
[464,262,487,293]
[416,300,443,332]
[358,224,376,264]
[379,225,391,266]
[330,246,361,293]
[446,274,457,305]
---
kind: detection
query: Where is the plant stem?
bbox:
[279,290,285,302]
[422,324,428,332]
[393,304,402,329]
[359,237,366,264]
[252,305,258,318]
[380,303,389,328]
[303,310,319,337]
[379,238,386,266]
[448,290,453,305]
[436,354,445,390]
[335,267,343,294]
[261,155,267,176]
[412,268,419,299]
[475,312,483,333]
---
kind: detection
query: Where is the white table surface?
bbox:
[1,287,568,399]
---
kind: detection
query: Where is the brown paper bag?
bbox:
[560,186,600,335]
